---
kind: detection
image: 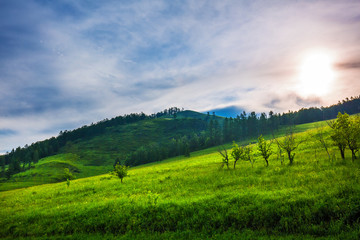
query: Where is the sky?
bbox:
[1,0,360,153]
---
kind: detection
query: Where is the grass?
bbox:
[0,153,113,192]
[0,118,208,191]
[0,117,321,192]
[1,125,360,239]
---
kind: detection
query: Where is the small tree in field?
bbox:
[277,145,284,165]
[351,116,360,160]
[231,142,244,169]
[328,113,347,160]
[243,144,254,167]
[64,168,74,187]
[313,126,331,161]
[328,113,360,161]
[218,146,229,169]
[257,135,273,167]
[274,128,304,165]
[342,114,360,161]
[113,163,129,183]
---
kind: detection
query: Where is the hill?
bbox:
[0,117,325,192]
[1,122,359,239]
[0,117,208,191]
[1,96,359,191]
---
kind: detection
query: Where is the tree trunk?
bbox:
[287,151,293,165]
[351,150,357,161]
[340,148,345,160]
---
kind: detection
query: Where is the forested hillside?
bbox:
[1,96,359,186]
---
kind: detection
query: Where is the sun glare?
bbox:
[297,51,335,97]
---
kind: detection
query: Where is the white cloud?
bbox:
[1,0,360,151]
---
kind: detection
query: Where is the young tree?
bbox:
[64,168,74,187]
[311,126,331,161]
[328,113,347,160]
[328,113,360,160]
[113,163,129,183]
[274,128,304,165]
[276,145,284,165]
[346,115,360,161]
[243,144,254,168]
[218,146,230,169]
[231,142,244,169]
[328,123,347,160]
[257,135,273,167]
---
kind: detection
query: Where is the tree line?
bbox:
[219,112,360,170]
[222,95,360,142]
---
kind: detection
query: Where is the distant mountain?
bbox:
[204,105,244,118]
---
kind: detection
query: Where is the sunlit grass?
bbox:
[1,125,360,239]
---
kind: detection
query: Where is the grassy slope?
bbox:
[64,117,207,166]
[1,123,360,239]
[0,119,324,192]
[0,117,208,191]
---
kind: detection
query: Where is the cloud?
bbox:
[264,98,282,110]
[0,129,17,136]
[1,0,360,152]
[336,61,360,69]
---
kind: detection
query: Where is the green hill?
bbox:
[1,97,359,192]
[0,117,209,191]
[0,116,326,192]
[1,122,360,239]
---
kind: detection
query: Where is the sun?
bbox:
[297,51,335,97]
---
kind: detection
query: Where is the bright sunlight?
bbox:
[297,51,335,97]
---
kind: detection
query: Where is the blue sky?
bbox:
[1,0,360,152]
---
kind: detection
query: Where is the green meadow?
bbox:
[0,116,210,191]
[0,120,325,192]
[1,123,360,239]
